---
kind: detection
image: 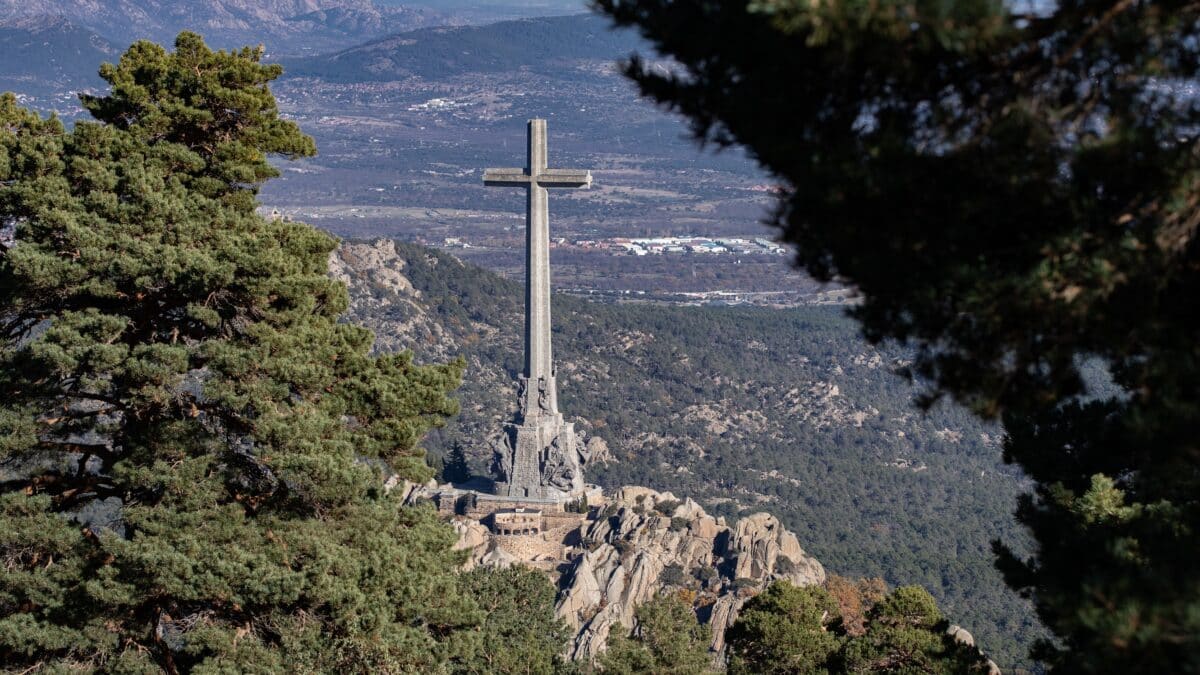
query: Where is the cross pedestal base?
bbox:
[493,417,585,500]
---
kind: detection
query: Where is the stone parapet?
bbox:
[414,483,602,520]
[492,508,544,536]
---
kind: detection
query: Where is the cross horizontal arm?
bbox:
[484,168,533,186]
[536,169,592,188]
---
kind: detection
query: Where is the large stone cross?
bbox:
[484,119,591,421]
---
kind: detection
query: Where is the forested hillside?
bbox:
[335,239,1044,670]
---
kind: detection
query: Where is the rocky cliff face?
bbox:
[331,239,482,359]
[444,484,999,673]
[563,487,825,660]
[450,485,825,661]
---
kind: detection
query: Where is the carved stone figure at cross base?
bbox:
[485,119,591,500]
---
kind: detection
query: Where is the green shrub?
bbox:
[654,499,682,516]
[659,564,687,587]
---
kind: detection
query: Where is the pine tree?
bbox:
[726,581,990,674]
[725,581,842,674]
[0,33,481,672]
[598,593,712,674]
[595,0,1200,669]
[454,566,573,674]
[441,441,472,484]
[839,586,990,674]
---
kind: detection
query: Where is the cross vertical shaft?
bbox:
[484,119,592,423]
[484,119,591,499]
[526,119,552,415]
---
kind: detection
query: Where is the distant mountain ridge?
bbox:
[0,9,644,109]
[281,13,645,81]
[0,0,452,54]
[0,15,116,96]
[0,5,633,106]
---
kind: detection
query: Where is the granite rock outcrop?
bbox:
[448,485,824,661]
[556,487,825,660]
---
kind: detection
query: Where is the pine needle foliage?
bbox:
[594,0,1200,669]
[0,33,477,673]
[839,586,991,674]
[454,566,573,674]
[727,581,990,674]
[598,593,712,675]
[726,581,842,675]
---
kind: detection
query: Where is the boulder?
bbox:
[554,486,824,661]
[585,436,613,464]
[708,594,745,653]
[725,512,825,586]
[947,625,1003,675]
[479,545,517,569]
[557,554,603,629]
[452,519,491,570]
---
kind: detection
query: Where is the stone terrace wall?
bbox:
[494,531,572,562]
[543,512,588,532]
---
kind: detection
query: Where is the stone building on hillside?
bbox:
[492,508,542,536]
